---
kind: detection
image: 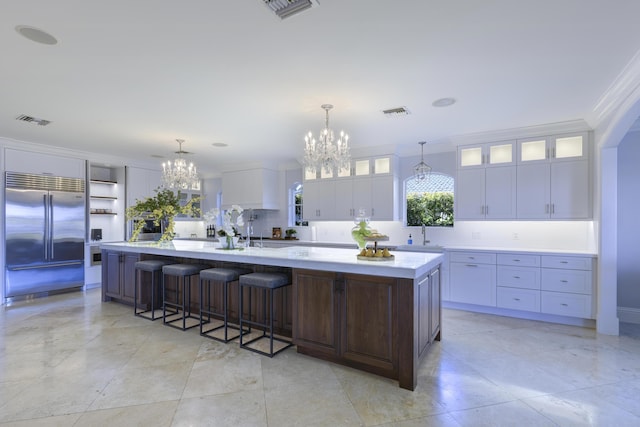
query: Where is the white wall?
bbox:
[617,131,640,311]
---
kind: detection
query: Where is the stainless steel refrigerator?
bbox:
[5,172,85,298]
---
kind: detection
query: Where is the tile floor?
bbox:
[1,288,640,426]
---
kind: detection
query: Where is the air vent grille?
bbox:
[6,172,85,192]
[16,114,51,126]
[264,0,317,19]
[382,106,411,117]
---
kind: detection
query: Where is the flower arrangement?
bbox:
[126,188,201,242]
[209,205,244,248]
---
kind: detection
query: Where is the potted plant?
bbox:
[126,188,201,242]
[285,228,297,240]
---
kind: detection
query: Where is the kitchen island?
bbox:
[100,241,443,390]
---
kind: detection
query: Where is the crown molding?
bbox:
[589,48,640,130]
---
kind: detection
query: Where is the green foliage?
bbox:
[126,188,201,242]
[407,192,454,227]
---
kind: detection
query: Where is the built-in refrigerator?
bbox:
[4,172,85,299]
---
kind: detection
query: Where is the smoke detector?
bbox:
[263,0,319,19]
[382,106,411,117]
[16,114,51,126]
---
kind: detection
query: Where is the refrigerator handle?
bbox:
[49,194,54,260]
[43,194,49,260]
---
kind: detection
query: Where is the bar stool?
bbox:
[162,263,208,331]
[239,272,293,357]
[134,259,173,320]
[199,267,252,342]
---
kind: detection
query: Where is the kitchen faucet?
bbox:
[422,224,430,245]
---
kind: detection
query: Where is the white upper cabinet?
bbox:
[456,166,517,220]
[517,132,589,164]
[458,141,516,169]
[516,160,590,219]
[4,148,85,178]
[302,155,398,221]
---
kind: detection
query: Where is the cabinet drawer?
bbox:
[497,287,540,312]
[449,252,496,265]
[497,253,540,267]
[449,262,496,306]
[541,255,592,271]
[541,269,592,294]
[497,266,540,289]
[541,291,593,318]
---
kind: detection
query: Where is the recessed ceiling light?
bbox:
[15,25,58,45]
[432,98,456,107]
[212,142,228,147]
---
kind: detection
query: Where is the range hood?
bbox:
[221,168,279,210]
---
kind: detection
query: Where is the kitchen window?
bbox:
[289,182,307,226]
[405,173,454,227]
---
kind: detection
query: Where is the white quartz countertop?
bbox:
[100,241,443,279]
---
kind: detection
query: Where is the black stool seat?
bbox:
[239,272,289,289]
[163,263,205,276]
[135,260,170,272]
[134,260,173,321]
[199,267,252,342]
[200,268,250,283]
[162,263,208,331]
[239,272,292,357]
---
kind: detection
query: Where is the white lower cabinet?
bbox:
[449,250,595,321]
[497,287,541,312]
[449,252,496,306]
[541,292,592,318]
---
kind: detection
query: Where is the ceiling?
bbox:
[2,0,640,177]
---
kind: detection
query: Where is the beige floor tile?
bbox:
[264,377,363,426]
[449,400,557,427]
[182,342,263,398]
[2,288,640,426]
[74,400,178,427]
[88,361,193,410]
[332,364,447,424]
[171,390,267,427]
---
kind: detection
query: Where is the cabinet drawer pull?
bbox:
[513,298,521,301]
[561,303,569,307]
[465,264,478,267]
[513,259,520,262]
[561,280,569,283]
[468,256,475,260]
[513,276,520,279]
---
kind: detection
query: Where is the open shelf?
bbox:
[90,179,117,185]
[90,195,118,200]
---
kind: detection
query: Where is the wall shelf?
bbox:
[90,179,117,185]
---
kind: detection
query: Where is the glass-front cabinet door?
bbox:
[458,141,515,168]
[517,132,588,164]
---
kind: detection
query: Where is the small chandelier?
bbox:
[414,141,432,181]
[304,104,351,175]
[162,139,199,191]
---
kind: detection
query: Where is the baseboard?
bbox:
[443,301,596,328]
[617,306,640,324]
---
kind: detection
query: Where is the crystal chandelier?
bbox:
[162,139,199,191]
[304,104,351,175]
[414,141,432,181]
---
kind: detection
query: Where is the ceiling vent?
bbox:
[382,106,411,117]
[263,0,319,19]
[16,114,51,126]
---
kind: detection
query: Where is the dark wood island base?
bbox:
[292,267,441,391]
[100,243,442,390]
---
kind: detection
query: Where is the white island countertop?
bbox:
[100,241,443,279]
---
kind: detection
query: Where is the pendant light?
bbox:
[413,141,432,181]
